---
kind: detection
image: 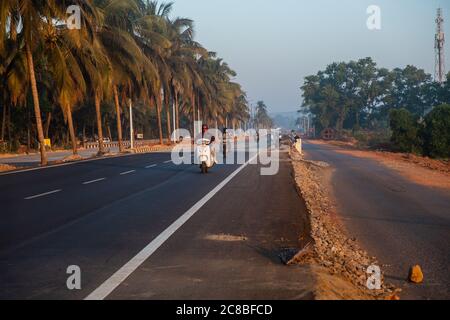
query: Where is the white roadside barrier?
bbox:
[295,139,302,155]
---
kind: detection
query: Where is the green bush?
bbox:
[0,142,8,153]
[389,108,420,153]
[352,129,391,149]
[421,104,450,159]
[352,131,368,146]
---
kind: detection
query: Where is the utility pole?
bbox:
[129,99,134,149]
[435,8,446,84]
[250,103,254,129]
[198,106,201,135]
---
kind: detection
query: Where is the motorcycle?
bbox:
[195,138,217,174]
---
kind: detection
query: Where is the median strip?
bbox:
[25,189,62,200]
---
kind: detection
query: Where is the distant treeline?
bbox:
[300,57,450,158]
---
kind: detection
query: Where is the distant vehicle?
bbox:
[102,138,111,143]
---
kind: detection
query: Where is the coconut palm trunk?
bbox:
[197,93,201,134]
[66,104,77,155]
[164,90,172,144]
[107,123,112,142]
[166,105,172,144]
[175,91,180,131]
[1,104,6,141]
[156,93,164,145]
[94,92,105,154]
[191,91,196,138]
[25,43,48,166]
[113,85,124,152]
[44,112,52,139]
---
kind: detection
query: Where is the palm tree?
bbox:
[133,1,174,144]
[94,0,153,151]
[68,29,111,154]
[0,1,65,165]
[0,32,29,143]
[136,1,209,144]
[47,34,88,155]
[255,101,273,129]
[1,0,249,155]
[196,55,248,128]
[165,16,208,136]
[46,1,111,155]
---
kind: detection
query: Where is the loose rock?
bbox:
[409,265,424,284]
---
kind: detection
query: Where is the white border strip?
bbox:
[85,153,258,300]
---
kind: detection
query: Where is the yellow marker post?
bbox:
[44,139,52,148]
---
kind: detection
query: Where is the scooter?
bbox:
[195,138,217,174]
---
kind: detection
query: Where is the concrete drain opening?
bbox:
[204,234,248,242]
[279,242,314,265]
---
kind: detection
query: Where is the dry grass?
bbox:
[0,163,17,172]
[204,234,248,242]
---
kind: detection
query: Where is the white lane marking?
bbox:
[85,153,258,300]
[83,178,106,185]
[25,189,62,200]
[120,170,136,176]
[163,160,172,164]
[145,164,157,169]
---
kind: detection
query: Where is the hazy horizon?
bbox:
[172,0,450,113]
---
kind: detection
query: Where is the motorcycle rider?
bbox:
[199,124,217,168]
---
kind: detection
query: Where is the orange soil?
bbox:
[0,164,16,172]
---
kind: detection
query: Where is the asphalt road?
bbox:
[0,148,313,300]
[303,141,450,300]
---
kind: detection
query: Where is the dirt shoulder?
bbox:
[309,140,450,190]
[289,148,399,300]
[0,164,17,173]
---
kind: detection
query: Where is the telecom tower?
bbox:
[435,8,446,84]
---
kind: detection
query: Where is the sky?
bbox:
[171,0,450,113]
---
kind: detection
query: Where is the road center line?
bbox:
[145,164,157,169]
[25,189,62,200]
[163,160,172,164]
[83,178,106,185]
[85,153,258,300]
[120,170,136,175]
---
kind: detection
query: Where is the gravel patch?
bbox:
[290,148,399,299]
